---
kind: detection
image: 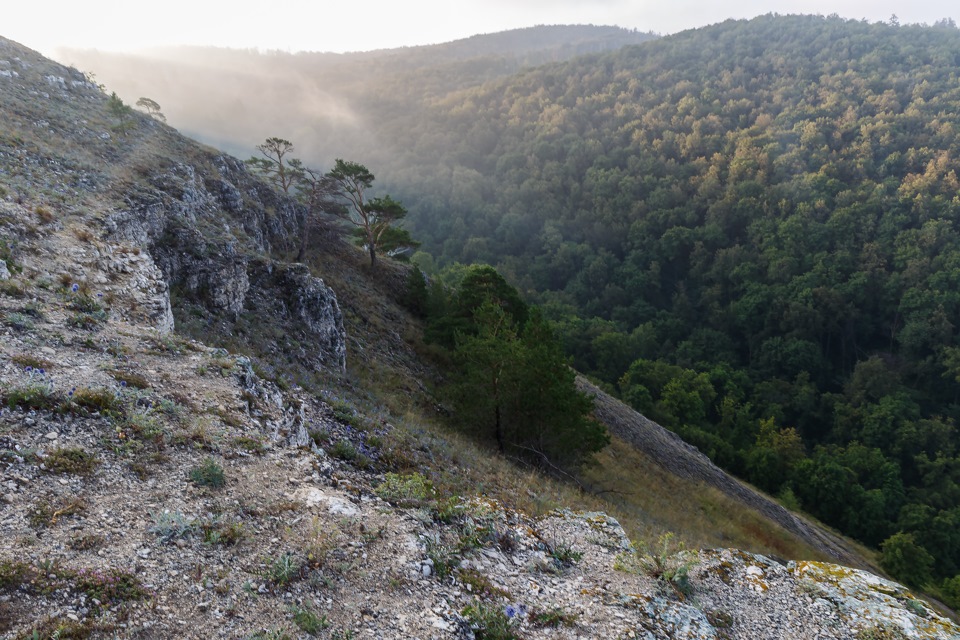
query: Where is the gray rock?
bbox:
[0,259,9,280]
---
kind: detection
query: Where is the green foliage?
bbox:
[106,92,135,136]
[425,539,458,580]
[324,159,413,265]
[402,266,429,317]
[246,137,300,194]
[461,602,523,640]
[3,311,34,331]
[264,553,302,586]
[290,605,329,635]
[448,296,607,467]
[109,369,150,389]
[189,457,226,488]
[941,574,960,609]
[619,532,696,599]
[374,472,433,506]
[880,532,934,588]
[69,386,122,416]
[529,606,578,628]
[43,447,99,475]
[149,511,195,543]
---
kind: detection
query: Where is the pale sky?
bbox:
[5,1,957,56]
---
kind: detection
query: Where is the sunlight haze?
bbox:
[6,0,958,56]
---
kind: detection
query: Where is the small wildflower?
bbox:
[24,366,32,372]
[120,380,127,387]
[71,283,79,292]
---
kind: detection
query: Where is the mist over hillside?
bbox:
[59,25,655,163]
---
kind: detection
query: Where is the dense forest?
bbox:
[67,15,960,599]
[381,15,960,596]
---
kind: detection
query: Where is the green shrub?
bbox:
[461,602,523,640]
[69,386,122,415]
[72,567,150,606]
[374,472,432,507]
[618,532,696,599]
[149,511,195,543]
[189,457,226,488]
[201,519,244,546]
[2,379,60,411]
[264,553,302,586]
[11,354,53,370]
[43,447,99,475]
[109,369,150,389]
[3,311,34,330]
[233,436,266,454]
[880,532,933,588]
[291,605,329,635]
[529,606,578,628]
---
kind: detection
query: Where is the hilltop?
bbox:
[1,33,959,640]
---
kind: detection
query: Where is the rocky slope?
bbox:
[1,35,959,639]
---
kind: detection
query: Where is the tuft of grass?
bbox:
[0,280,26,298]
[547,540,583,567]
[150,511,195,543]
[461,601,523,640]
[43,447,99,475]
[290,605,329,635]
[201,518,244,546]
[67,311,106,330]
[3,311,35,331]
[108,369,150,389]
[374,472,432,507]
[189,457,226,488]
[2,380,60,411]
[457,568,509,599]
[122,409,167,447]
[329,438,357,460]
[233,435,266,454]
[425,539,458,580]
[529,606,578,628]
[263,553,303,587]
[617,532,696,599]
[68,533,106,551]
[11,354,53,370]
[69,386,122,416]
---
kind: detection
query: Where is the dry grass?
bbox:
[582,437,823,559]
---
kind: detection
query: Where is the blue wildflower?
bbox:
[505,605,517,618]
[24,366,32,372]
[71,283,79,292]
[120,380,127,387]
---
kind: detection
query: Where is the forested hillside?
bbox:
[386,14,960,595]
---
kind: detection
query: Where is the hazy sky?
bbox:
[6,1,957,56]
